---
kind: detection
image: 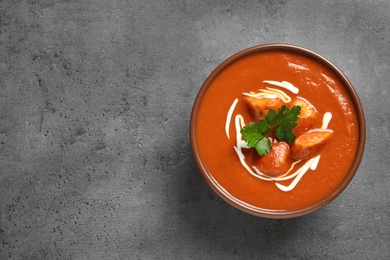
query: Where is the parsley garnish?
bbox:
[240,105,301,156]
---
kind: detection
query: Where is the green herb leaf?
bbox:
[255,137,272,156]
[241,105,301,156]
[271,105,301,142]
[240,122,265,147]
[258,119,271,135]
[265,108,278,126]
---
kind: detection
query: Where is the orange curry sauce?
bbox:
[194,51,359,211]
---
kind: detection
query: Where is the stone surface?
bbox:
[0,0,389,259]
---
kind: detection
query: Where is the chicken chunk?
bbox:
[291,130,333,160]
[289,97,318,136]
[256,141,291,177]
[244,96,284,121]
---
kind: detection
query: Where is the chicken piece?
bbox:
[244,96,284,121]
[290,97,318,136]
[256,141,291,177]
[291,130,333,160]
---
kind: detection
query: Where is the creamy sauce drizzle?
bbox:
[225,81,333,192]
[263,80,299,94]
[225,98,239,139]
[322,112,332,129]
[244,87,292,103]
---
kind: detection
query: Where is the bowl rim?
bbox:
[190,43,366,218]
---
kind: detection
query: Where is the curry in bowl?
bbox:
[190,44,365,218]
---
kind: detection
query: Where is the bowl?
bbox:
[190,44,365,218]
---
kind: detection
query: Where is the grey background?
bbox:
[0,0,388,259]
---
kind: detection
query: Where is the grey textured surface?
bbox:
[0,0,389,259]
